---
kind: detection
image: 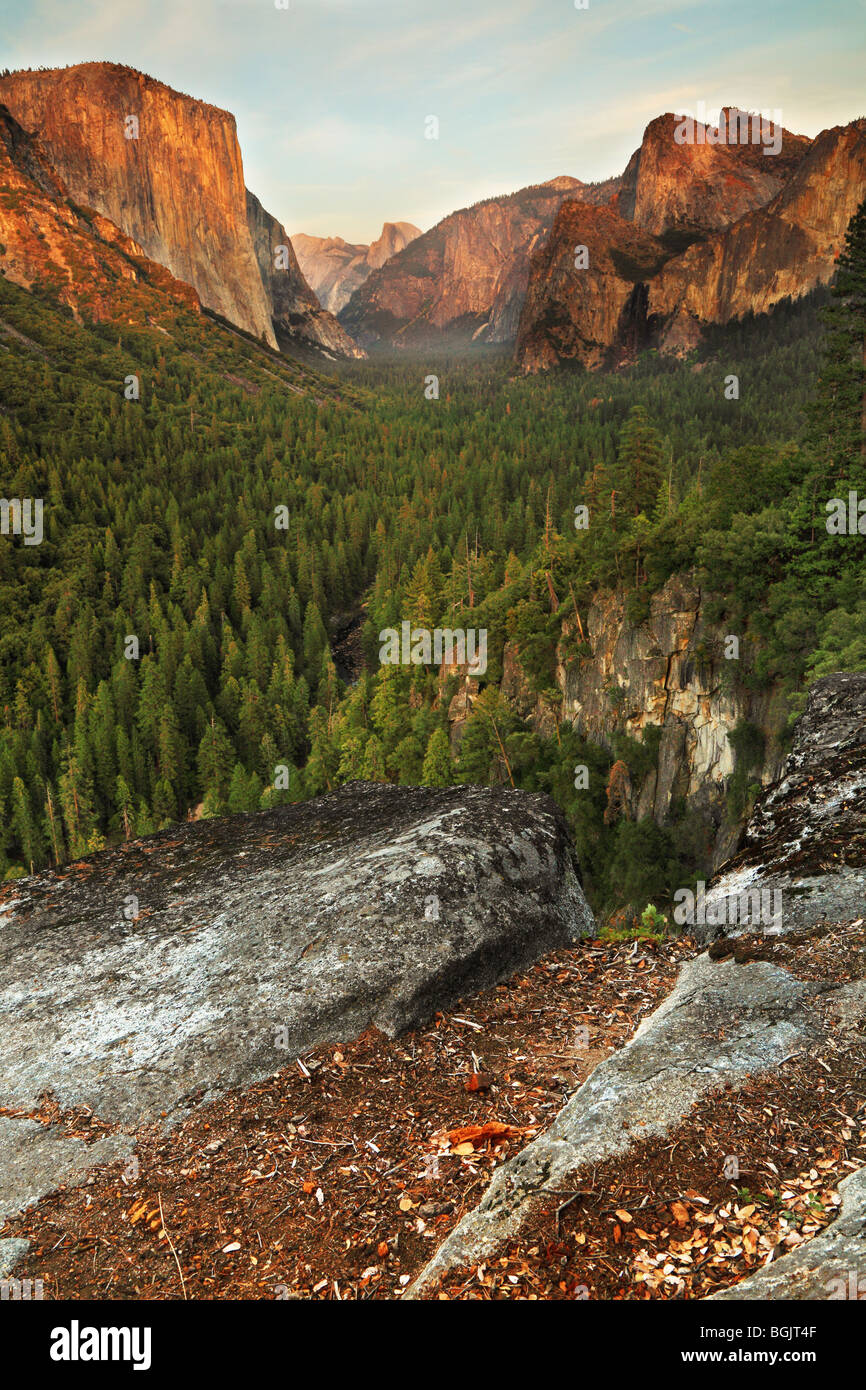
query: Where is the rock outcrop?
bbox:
[703,671,866,938]
[410,671,866,1298]
[650,120,866,354]
[559,577,785,865]
[408,952,827,1296]
[514,201,672,372]
[516,113,866,370]
[0,63,362,360]
[293,222,422,314]
[616,110,811,239]
[339,176,621,349]
[246,190,364,358]
[455,576,784,870]
[0,103,201,326]
[0,784,593,1161]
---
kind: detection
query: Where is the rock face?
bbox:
[517,113,866,371]
[562,578,785,860]
[0,63,362,360]
[293,222,422,314]
[515,201,672,371]
[411,670,866,1299]
[339,176,621,349]
[704,671,866,939]
[616,110,811,238]
[650,120,866,354]
[246,191,364,358]
[0,103,201,326]
[0,784,594,1138]
[476,577,783,870]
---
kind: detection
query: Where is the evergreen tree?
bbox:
[421,727,453,787]
[808,194,866,486]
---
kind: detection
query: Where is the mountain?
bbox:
[516,112,866,371]
[515,201,672,372]
[338,175,621,349]
[615,109,812,238]
[293,221,422,314]
[0,63,363,360]
[245,190,364,358]
[0,102,201,326]
[649,119,866,353]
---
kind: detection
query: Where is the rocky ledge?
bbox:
[703,671,866,938]
[0,783,592,1223]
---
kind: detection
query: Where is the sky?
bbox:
[1,0,864,244]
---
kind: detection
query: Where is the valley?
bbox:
[0,32,864,1319]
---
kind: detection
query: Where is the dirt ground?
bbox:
[2,925,863,1301]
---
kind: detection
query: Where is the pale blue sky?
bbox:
[1,0,864,243]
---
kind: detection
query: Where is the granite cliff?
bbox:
[616,109,811,238]
[447,576,786,874]
[0,63,362,360]
[514,201,671,371]
[0,103,201,325]
[649,119,866,354]
[517,113,866,370]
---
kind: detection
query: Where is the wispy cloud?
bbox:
[1,0,863,242]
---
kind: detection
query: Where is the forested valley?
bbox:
[1,198,864,920]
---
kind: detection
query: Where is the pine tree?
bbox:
[613,407,665,520]
[302,600,328,677]
[115,776,135,840]
[197,718,235,802]
[808,194,866,486]
[152,776,177,827]
[421,727,453,787]
[11,777,42,871]
[360,733,386,783]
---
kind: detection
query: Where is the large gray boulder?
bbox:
[0,782,594,1137]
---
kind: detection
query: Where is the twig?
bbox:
[158,1193,187,1301]
[554,1191,586,1234]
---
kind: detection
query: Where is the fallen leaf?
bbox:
[445,1121,522,1151]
